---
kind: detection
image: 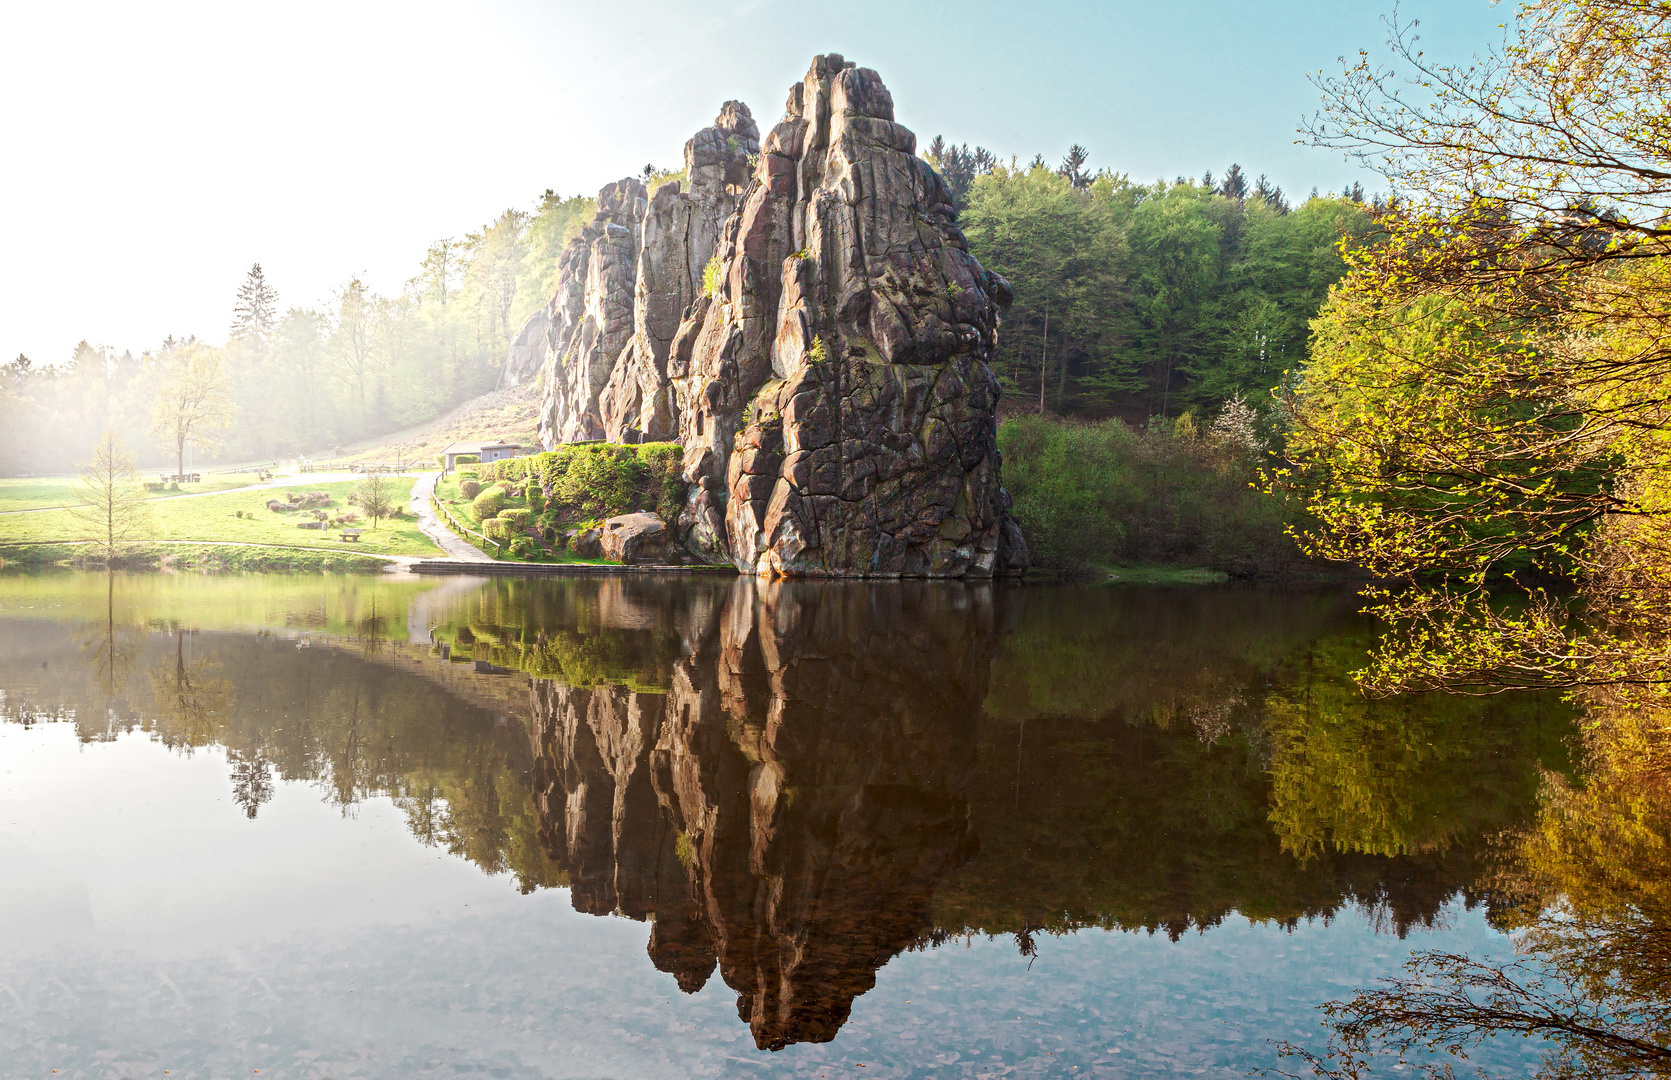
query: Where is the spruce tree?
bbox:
[229,263,279,352]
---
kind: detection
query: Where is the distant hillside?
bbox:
[344,380,541,464]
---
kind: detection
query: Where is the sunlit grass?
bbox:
[0,479,443,558]
[0,473,267,512]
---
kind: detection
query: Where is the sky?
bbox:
[0,0,1512,369]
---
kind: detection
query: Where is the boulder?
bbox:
[566,527,603,559]
[599,512,679,565]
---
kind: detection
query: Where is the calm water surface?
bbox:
[0,572,1576,1078]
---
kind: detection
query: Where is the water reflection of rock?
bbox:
[529,579,992,1049]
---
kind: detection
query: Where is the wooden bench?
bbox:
[340,528,363,542]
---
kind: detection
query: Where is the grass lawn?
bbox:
[1097,563,1231,585]
[0,479,443,558]
[0,473,268,512]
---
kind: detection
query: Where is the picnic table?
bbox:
[160,473,202,484]
[340,528,363,542]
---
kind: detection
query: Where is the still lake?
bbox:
[0,572,1573,1078]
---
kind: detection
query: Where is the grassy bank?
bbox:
[0,479,443,559]
[0,542,395,573]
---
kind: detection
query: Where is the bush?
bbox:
[998,414,1300,577]
[524,478,545,512]
[483,517,511,541]
[508,536,538,559]
[498,508,533,530]
[471,485,509,522]
[459,478,482,500]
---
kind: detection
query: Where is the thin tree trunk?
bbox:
[1039,308,1049,416]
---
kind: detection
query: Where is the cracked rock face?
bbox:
[674,55,1027,577]
[600,102,760,443]
[538,178,648,446]
[527,58,1027,577]
[536,104,759,447]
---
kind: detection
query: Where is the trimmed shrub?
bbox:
[483,517,511,541]
[524,479,545,512]
[459,478,482,500]
[471,485,509,522]
[498,508,533,530]
[508,536,538,559]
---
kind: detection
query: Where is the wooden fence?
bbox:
[431,495,501,556]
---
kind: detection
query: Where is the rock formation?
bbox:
[537,179,648,446]
[534,104,759,446]
[498,307,549,390]
[525,578,995,1049]
[599,101,759,443]
[524,57,1026,577]
[674,55,1025,578]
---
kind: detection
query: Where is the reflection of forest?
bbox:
[0,575,1577,1051]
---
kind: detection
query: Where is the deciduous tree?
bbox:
[69,430,152,562]
[150,343,234,478]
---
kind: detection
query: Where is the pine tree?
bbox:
[1252,173,1290,213]
[1058,145,1092,190]
[1216,164,1249,204]
[230,263,279,351]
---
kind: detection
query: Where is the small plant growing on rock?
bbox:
[701,253,724,298]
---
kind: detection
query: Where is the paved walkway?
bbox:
[409,473,494,561]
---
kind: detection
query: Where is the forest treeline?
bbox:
[0,190,593,475]
[0,133,1369,475]
[933,142,1375,417]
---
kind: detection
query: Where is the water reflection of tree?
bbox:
[71,572,142,701]
[145,627,234,751]
[1281,697,1671,1079]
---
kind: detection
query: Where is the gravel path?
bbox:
[409,473,494,561]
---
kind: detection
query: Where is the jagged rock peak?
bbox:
[536,177,649,446]
[534,105,761,446]
[597,104,760,443]
[672,54,1027,578]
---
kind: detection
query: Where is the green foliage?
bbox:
[999,413,1300,575]
[485,442,685,525]
[701,253,724,298]
[470,485,509,522]
[961,166,1371,417]
[459,478,482,500]
[507,536,537,559]
[498,508,532,530]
